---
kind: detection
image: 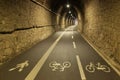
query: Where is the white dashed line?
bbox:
[73,41,77,49]
[72,36,74,39]
[76,55,86,80]
[81,34,120,76]
[25,31,66,80]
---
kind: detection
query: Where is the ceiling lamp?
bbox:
[66,4,70,8]
[69,11,71,13]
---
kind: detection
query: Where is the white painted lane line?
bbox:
[81,34,120,76]
[73,41,77,49]
[76,55,86,80]
[72,36,74,39]
[25,31,65,80]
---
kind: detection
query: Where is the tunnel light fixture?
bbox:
[66,4,70,8]
[69,11,71,14]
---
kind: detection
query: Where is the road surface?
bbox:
[0,25,120,80]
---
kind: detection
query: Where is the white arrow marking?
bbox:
[9,60,29,72]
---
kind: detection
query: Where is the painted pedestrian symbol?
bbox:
[9,60,29,72]
[49,61,71,72]
[86,62,111,73]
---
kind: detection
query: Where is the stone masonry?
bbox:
[0,0,55,65]
[83,0,120,64]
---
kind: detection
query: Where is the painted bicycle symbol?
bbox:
[86,62,110,73]
[49,61,71,72]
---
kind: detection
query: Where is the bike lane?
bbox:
[74,32,120,80]
[0,32,62,80]
[34,30,82,80]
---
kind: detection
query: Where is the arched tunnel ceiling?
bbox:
[49,0,85,17]
[49,0,84,12]
[36,0,85,19]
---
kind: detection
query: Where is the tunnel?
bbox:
[0,0,120,80]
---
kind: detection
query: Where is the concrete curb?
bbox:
[81,34,120,76]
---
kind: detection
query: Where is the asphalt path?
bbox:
[0,25,120,80]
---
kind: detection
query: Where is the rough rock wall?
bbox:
[83,0,120,62]
[0,0,55,65]
[77,12,83,33]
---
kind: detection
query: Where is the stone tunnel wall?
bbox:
[83,0,120,62]
[0,0,56,65]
